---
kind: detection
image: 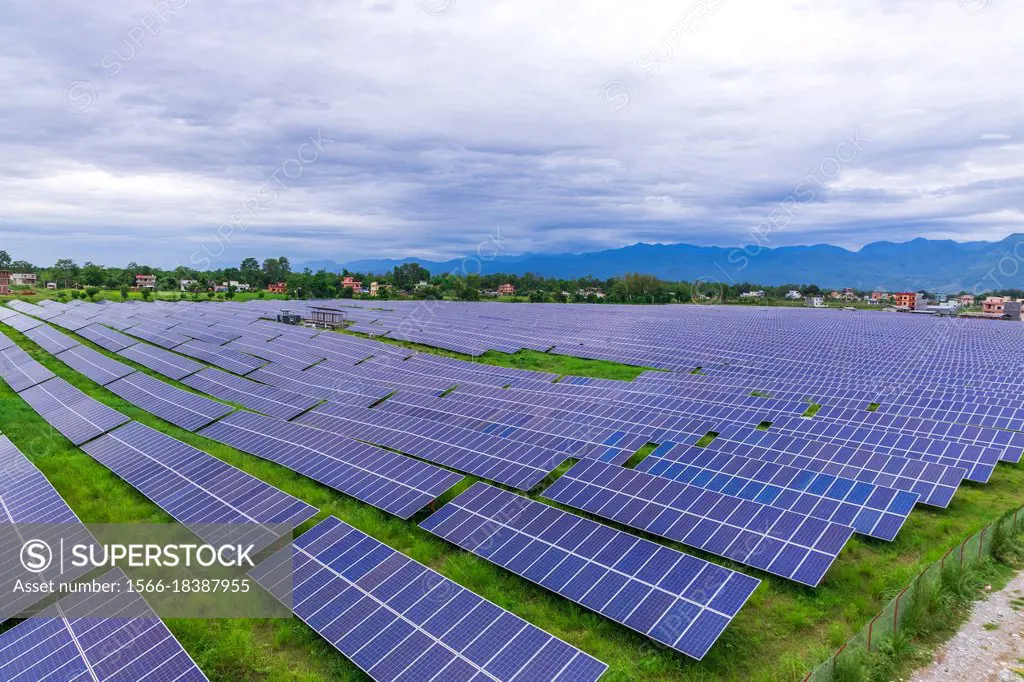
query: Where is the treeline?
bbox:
[0,250,964,305]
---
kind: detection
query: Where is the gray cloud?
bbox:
[0,0,1021,268]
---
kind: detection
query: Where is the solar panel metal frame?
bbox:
[54,344,137,386]
[104,371,234,431]
[117,342,204,380]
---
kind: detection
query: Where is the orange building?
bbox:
[340,276,362,290]
[497,283,516,296]
[0,270,10,296]
[983,296,1006,314]
[267,282,288,294]
[892,292,918,308]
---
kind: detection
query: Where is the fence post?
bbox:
[941,546,955,570]
[893,586,909,632]
[867,611,881,651]
[832,643,848,674]
[980,525,987,559]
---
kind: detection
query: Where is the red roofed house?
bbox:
[959,294,976,306]
[340,276,362,290]
[983,296,1007,314]
[267,282,288,294]
[0,271,10,296]
[497,283,516,296]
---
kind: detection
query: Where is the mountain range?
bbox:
[299,235,1024,292]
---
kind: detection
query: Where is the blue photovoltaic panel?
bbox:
[421,483,760,660]
[175,339,268,375]
[82,421,317,550]
[18,377,131,445]
[118,342,204,380]
[542,460,854,587]
[124,322,191,348]
[0,436,96,622]
[168,323,241,345]
[23,324,79,354]
[252,516,608,681]
[105,371,233,431]
[54,344,136,386]
[198,411,462,518]
[78,323,140,352]
[636,442,918,541]
[297,402,570,491]
[0,343,55,393]
[0,569,209,681]
[227,338,325,370]
[47,312,92,332]
[181,367,321,420]
[2,311,44,332]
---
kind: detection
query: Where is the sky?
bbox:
[1,0,1022,269]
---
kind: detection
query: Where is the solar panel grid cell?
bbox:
[18,377,131,445]
[105,371,234,431]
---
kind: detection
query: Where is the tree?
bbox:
[392,262,430,290]
[141,289,151,301]
[53,258,78,290]
[240,258,260,286]
[225,285,237,300]
[85,286,100,300]
[120,285,129,301]
[187,281,204,302]
[0,250,10,269]
[81,262,105,286]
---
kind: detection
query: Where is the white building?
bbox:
[785,290,801,300]
[11,273,37,286]
[180,279,197,292]
[806,296,826,308]
[740,290,765,298]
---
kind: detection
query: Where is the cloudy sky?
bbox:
[1,0,1021,268]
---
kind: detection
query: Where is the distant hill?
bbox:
[299,236,1024,291]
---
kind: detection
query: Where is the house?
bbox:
[577,287,605,299]
[226,280,250,292]
[829,290,842,299]
[871,291,890,301]
[892,292,919,309]
[785,290,802,300]
[10,273,37,287]
[0,271,10,296]
[340,276,362,290]
[135,274,156,289]
[962,301,1022,321]
[959,294,976,306]
[497,283,517,296]
[267,282,287,294]
[369,281,390,297]
[740,290,765,299]
[806,296,825,308]
[179,279,197,292]
[46,282,58,290]
[982,296,1007,314]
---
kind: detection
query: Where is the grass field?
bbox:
[2,317,1023,681]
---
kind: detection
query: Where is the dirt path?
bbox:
[910,570,1024,682]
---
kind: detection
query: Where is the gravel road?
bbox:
[910,569,1024,682]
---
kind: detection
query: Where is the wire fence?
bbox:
[803,504,1024,682]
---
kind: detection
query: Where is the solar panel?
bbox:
[226,338,325,370]
[0,569,209,681]
[421,483,760,660]
[124,322,191,348]
[47,312,92,332]
[0,436,96,622]
[118,343,204,380]
[0,307,18,321]
[168,323,242,345]
[181,367,321,420]
[175,339,268,375]
[636,442,919,541]
[78,323,139,352]
[297,402,570,491]
[542,460,854,587]
[252,516,608,681]
[0,344,55,393]
[23,324,79,354]
[54,344,137,386]
[2,310,44,332]
[18,377,131,445]
[105,372,234,431]
[198,411,463,519]
[82,421,317,550]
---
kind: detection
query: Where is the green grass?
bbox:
[803,403,823,418]
[342,330,653,381]
[3,318,1024,681]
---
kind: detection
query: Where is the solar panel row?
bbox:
[251,516,608,681]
